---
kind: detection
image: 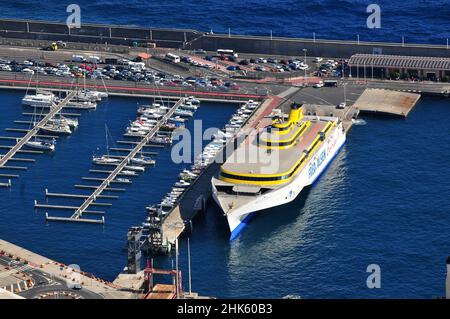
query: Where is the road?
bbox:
[0,254,102,299]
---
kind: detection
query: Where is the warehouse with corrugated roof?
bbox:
[348,54,450,81]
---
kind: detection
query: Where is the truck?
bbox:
[323,80,338,87]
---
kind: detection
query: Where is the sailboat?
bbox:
[40,122,72,135]
[48,116,78,128]
[92,125,121,165]
[25,108,57,151]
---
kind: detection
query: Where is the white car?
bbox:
[314,81,324,88]
[314,57,323,63]
[257,57,268,63]
[21,68,35,75]
[337,102,346,109]
[0,64,12,71]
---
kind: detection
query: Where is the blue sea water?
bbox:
[1,91,449,298]
[1,0,450,45]
[1,1,450,298]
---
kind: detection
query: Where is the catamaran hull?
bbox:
[212,124,346,240]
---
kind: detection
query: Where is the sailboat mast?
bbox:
[105,124,109,156]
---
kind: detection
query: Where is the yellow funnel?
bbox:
[288,104,303,124]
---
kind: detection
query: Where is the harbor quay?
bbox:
[0,17,449,300]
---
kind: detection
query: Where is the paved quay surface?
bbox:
[353,88,421,117]
[0,239,139,299]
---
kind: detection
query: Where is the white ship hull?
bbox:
[212,122,346,240]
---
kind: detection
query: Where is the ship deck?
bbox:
[221,119,328,176]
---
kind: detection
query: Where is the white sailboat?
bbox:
[92,125,121,165]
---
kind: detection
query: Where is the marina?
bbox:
[0,88,110,187]
[0,10,450,300]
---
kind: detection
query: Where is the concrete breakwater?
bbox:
[1,18,450,58]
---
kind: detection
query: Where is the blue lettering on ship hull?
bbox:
[308,150,327,178]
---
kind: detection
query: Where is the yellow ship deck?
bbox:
[220,118,335,186]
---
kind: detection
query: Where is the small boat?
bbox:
[25,138,55,151]
[352,118,367,126]
[139,110,164,119]
[63,100,97,110]
[150,136,172,145]
[186,96,200,105]
[22,92,56,108]
[120,170,137,176]
[240,107,253,114]
[125,165,146,172]
[182,169,197,177]
[80,89,108,100]
[180,102,198,111]
[115,178,131,183]
[174,109,194,117]
[131,156,155,166]
[168,116,185,123]
[48,117,78,128]
[174,180,190,188]
[160,123,178,131]
[92,155,121,165]
[40,123,72,135]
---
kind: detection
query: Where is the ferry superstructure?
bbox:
[211,103,346,240]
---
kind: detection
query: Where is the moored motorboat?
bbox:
[92,155,121,165]
[131,156,155,166]
[25,138,56,151]
[40,123,72,135]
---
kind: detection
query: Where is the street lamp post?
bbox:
[343,82,347,105]
[303,48,308,84]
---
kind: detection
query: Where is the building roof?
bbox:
[348,54,450,71]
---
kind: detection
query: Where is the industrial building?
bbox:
[348,54,450,81]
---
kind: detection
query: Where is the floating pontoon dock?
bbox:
[39,98,184,224]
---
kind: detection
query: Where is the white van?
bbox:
[71,55,85,63]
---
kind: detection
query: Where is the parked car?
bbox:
[21,68,35,75]
[314,81,324,88]
[0,64,12,71]
[337,102,346,109]
[72,55,85,62]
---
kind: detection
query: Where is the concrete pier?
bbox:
[156,90,293,250]
[353,88,421,117]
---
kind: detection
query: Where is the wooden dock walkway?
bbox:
[45,98,184,224]
[0,91,76,169]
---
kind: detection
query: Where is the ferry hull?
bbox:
[212,123,346,240]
